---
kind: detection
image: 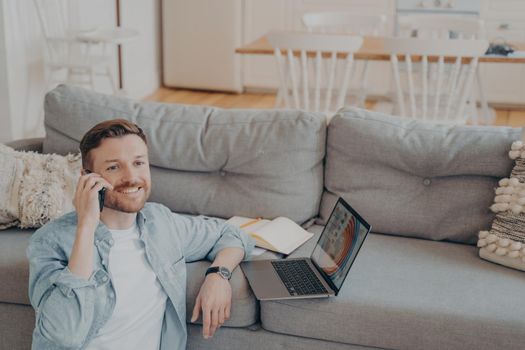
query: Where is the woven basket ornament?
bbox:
[478,135,525,271]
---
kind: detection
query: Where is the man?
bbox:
[27,119,254,349]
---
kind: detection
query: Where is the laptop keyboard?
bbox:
[271,260,328,296]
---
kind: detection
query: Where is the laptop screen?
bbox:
[311,198,371,292]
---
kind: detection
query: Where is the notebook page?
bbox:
[255,217,313,255]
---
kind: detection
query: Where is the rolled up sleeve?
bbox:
[170,212,255,262]
[27,238,97,348]
[205,220,255,261]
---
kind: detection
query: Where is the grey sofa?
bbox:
[2,85,525,350]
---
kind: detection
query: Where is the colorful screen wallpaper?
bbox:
[312,201,368,290]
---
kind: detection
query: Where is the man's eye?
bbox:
[106,165,118,171]
[135,161,145,166]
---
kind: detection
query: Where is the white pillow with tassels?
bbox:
[0,144,81,229]
[478,129,525,271]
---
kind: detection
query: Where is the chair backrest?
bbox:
[302,12,387,36]
[267,31,363,114]
[383,37,489,124]
[398,14,485,39]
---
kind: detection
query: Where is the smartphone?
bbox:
[97,188,106,212]
[84,169,106,212]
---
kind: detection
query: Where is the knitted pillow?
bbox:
[0,144,81,229]
[478,137,525,271]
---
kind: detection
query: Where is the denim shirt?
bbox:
[27,202,254,350]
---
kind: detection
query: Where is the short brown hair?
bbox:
[79,119,147,169]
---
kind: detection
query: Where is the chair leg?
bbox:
[476,67,492,124]
[106,65,117,94]
[469,90,478,125]
[274,87,283,108]
[358,61,370,108]
[88,68,96,90]
[65,68,73,85]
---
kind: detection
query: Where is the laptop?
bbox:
[241,197,371,300]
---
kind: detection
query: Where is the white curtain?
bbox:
[0,0,115,142]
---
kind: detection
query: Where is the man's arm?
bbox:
[173,213,253,263]
[190,247,245,339]
[69,173,113,279]
[26,173,113,347]
[169,211,254,339]
[27,236,99,348]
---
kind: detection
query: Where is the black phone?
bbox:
[98,187,106,212]
[84,169,106,212]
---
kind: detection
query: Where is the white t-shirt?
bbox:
[86,224,168,350]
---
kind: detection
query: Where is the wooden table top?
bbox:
[236,35,525,64]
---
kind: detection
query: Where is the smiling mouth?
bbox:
[117,187,143,195]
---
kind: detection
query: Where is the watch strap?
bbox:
[205,266,220,276]
[205,266,231,280]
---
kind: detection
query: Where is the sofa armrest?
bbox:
[5,138,44,153]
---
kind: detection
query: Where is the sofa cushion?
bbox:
[5,137,44,153]
[320,107,520,244]
[43,85,326,224]
[0,303,34,350]
[0,229,34,304]
[261,226,525,350]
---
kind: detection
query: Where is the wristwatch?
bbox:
[205,266,232,280]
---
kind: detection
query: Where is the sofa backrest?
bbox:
[43,85,326,223]
[319,107,520,244]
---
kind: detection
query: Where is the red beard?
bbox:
[103,181,150,213]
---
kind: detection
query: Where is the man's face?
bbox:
[89,134,151,213]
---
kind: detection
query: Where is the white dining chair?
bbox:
[301,12,387,108]
[381,37,489,124]
[267,31,363,118]
[302,12,387,36]
[33,0,117,93]
[398,14,485,40]
[397,15,491,124]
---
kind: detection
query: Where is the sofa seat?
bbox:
[0,229,33,305]
[0,228,258,328]
[187,323,377,350]
[261,226,525,350]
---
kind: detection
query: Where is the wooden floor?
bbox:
[147,87,525,127]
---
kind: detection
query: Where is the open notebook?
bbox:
[227,216,314,255]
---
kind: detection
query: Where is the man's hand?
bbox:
[191,273,232,339]
[73,172,113,231]
[68,172,113,280]
[191,247,244,339]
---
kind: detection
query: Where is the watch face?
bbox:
[218,266,232,279]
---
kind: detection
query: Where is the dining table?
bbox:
[236,33,525,123]
[236,34,525,63]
